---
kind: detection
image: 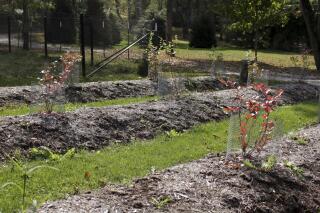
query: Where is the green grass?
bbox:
[174,40,316,69]
[0,96,158,117]
[0,101,318,212]
[0,49,145,87]
[0,40,317,87]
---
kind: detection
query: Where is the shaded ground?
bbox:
[0,83,317,161]
[39,123,320,213]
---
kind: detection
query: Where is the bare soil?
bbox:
[39,123,320,213]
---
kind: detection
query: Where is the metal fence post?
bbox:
[80,14,86,77]
[44,16,48,57]
[7,16,11,53]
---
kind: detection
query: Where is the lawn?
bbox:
[0,49,143,87]
[174,40,316,69]
[0,101,318,212]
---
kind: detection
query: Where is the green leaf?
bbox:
[0,182,23,193]
[26,166,59,176]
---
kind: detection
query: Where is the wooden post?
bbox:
[7,16,11,53]
[44,16,48,57]
[80,14,86,77]
[239,60,249,85]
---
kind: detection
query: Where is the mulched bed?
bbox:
[0,83,318,161]
[39,123,320,212]
[0,77,226,107]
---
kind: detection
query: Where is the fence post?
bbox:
[44,16,48,57]
[7,16,11,53]
[239,60,249,85]
[80,14,86,77]
[90,20,94,66]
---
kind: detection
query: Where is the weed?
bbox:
[261,155,277,171]
[243,155,277,172]
[29,147,76,161]
[290,135,309,145]
[284,160,304,177]
[151,196,172,209]
[166,129,182,138]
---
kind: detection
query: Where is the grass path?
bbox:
[0,102,318,212]
[0,96,158,117]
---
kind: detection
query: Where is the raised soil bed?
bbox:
[0,83,318,160]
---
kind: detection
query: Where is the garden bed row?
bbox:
[39,123,320,212]
[0,77,226,107]
[0,83,318,160]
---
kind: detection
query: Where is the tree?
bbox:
[85,0,121,46]
[228,0,288,61]
[299,0,320,71]
[189,13,217,48]
[22,0,30,50]
[166,0,173,41]
[47,0,76,44]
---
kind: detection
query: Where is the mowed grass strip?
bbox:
[0,96,158,117]
[174,40,316,69]
[0,102,318,212]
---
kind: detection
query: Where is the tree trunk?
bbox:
[300,0,320,71]
[22,0,29,50]
[254,30,258,62]
[135,0,142,19]
[115,0,123,21]
[166,0,173,42]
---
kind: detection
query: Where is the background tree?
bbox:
[228,0,288,61]
[22,0,30,50]
[85,0,121,46]
[189,13,217,48]
[166,0,173,41]
[299,0,320,71]
[47,0,76,44]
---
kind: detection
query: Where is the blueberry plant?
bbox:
[39,52,81,114]
[220,79,283,158]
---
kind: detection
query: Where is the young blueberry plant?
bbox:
[39,52,81,114]
[221,79,283,158]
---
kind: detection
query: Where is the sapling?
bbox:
[39,52,81,114]
[1,159,58,212]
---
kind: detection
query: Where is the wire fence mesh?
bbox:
[0,12,149,62]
